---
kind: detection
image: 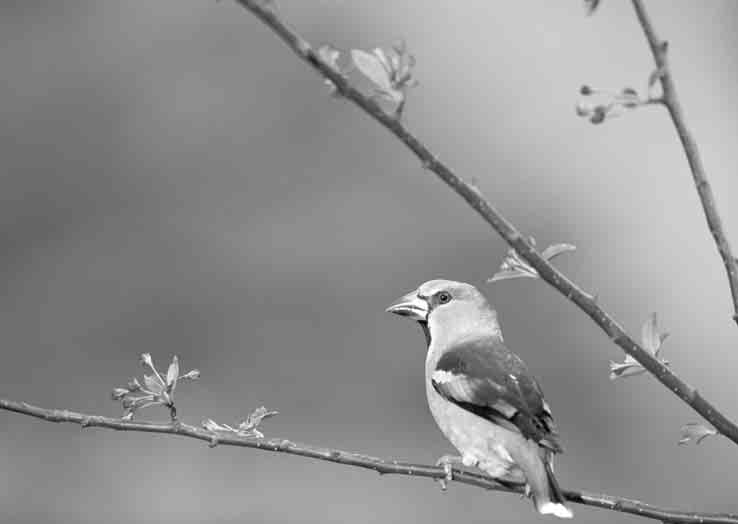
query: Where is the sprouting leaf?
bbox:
[541,243,577,261]
[317,44,342,96]
[317,44,341,70]
[351,49,394,93]
[488,239,575,283]
[180,369,201,381]
[111,388,129,400]
[351,42,417,111]
[609,313,669,380]
[576,85,647,124]
[678,423,717,445]
[202,419,230,432]
[241,406,279,432]
[112,354,199,420]
[584,0,602,15]
[166,355,180,392]
[144,374,165,395]
[203,407,278,439]
[642,312,669,354]
[609,355,647,380]
[140,353,154,369]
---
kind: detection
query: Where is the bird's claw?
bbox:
[435,455,461,492]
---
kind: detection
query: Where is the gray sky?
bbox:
[2,1,738,523]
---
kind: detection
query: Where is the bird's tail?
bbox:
[536,459,573,519]
[511,444,573,519]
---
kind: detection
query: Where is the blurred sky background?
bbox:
[2,1,738,523]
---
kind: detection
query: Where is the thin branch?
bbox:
[631,0,738,326]
[2,398,736,524]
[231,0,738,445]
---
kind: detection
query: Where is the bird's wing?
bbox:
[431,337,563,453]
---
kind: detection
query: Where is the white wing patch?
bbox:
[431,369,456,384]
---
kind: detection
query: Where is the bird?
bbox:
[386,279,573,518]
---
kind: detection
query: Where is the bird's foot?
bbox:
[522,483,532,499]
[434,455,463,492]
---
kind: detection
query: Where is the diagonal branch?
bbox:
[631,0,738,326]
[232,0,738,445]
[2,398,737,524]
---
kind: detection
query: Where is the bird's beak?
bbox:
[386,291,428,321]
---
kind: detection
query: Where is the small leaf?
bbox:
[351,49,393,92]
[641,312,669,356]
[180,369,201,381]
[372,48,393,76]
[247,406,279,427]
[541,243,576,261]
[678,423,717,445]
[122,394,156,411]
[140,353,154,369]
[144,374,165,395]
[610,314,669,380]
[489,240,575,284]
[488,268,539,283]
[203,419,229,432]
[111,388,129,400]
[166,355,180,392]
[609,356,646,380]
[317,44,341,70]
[317,44,342,95]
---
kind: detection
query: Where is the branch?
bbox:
[231,0,738,445]
[631,0,738,327]
[2,398,736,524]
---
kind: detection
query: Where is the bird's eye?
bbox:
[437,291,452,304]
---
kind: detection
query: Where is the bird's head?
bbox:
[386,279,501,346]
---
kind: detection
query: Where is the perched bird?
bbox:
[387,279,572,518]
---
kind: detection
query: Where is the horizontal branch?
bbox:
[232,0,738,445]
[631,0,738,326]
[3,398,737,524]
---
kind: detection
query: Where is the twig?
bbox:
[231,0,738,445]
[2,398,736,524]
[631,0,738,326]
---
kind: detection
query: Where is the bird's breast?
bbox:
[425,349,522,480]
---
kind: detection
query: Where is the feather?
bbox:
[431,337,563,453]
